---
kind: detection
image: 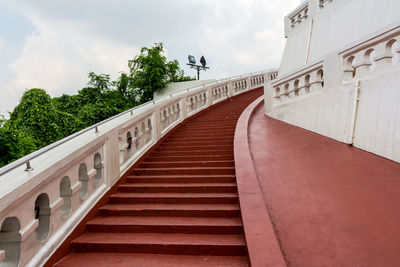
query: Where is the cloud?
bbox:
[0,0,301,116]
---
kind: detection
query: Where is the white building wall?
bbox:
[279,0,400,76]
[266,0,400,163]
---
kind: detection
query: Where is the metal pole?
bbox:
[197,67,200,80]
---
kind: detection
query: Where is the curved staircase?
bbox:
[53,88,263,266]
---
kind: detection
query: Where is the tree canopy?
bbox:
[129,42,194,103]
[0,42,194,167]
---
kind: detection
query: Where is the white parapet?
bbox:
[0,68,278,267]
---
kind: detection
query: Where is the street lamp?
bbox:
[187,55,210,80]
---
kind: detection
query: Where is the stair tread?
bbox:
[141,160,234,164]
[72,232,245,246]
[134,167,235,170]
[128,174,236,178]
[100,203,240,211]
[121,183,237,187]
[111,192,238,198]
[55,253,248,267]
[88,216,242,226]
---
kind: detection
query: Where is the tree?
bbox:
[87,72,111,92]
[0,128,36,167]
[5,89,60,148]
[166,60,195,82]
[128,42,194,103]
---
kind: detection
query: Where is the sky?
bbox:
[0,0,300,116]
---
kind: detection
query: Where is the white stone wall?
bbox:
[266,2,400,163]
[280,0,400,76]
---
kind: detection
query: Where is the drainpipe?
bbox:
[305,18,314,64]
[349,80,361,144]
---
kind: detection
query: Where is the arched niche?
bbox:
[78,163,89,200]
[316,69,324,87]
[34,193,50,241]
[304,75,311,93]
[147,119,152,140]
[60,176,72,218]
[93,153,102,186]
[294,79,300,96]
[0,217,21,267]
[126,131,132,154]
[134,127,139,149]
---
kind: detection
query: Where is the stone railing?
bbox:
[0,68,277,267]
[341,25,400,82]
[272,61,324,105]
[289,2,309,30]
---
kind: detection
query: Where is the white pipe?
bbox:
[349,80,361,144]
[305,18,314,64]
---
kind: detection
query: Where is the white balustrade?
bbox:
[212,83,229,103]
[289,2,309,30]
[0,69,278,267]
[341,26,400,82]
[269,71,278,81]
[272,61,324,105]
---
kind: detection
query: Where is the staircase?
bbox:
[54,88,263,267]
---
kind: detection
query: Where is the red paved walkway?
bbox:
[249,102,400,267]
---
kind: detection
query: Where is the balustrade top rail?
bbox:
[0,69,277,177]
[271,60,323,86]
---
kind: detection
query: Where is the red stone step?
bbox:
[127,175,236,184]
[144,155,234,162]
[172,132,235,137]
[54,253,249,267]
[162,141,233,146]
[109,192,239,204]
[166,136,230,142]
[181,124,236,129]
[139,161,234,168]
[133,167,235,176]
[98,203,241,217]
[150,150,233,156]
[86,216,243,234]
[71,233,246,256]
[156,145,233,151]
[119,183,237,193]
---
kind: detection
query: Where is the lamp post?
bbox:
[187,55,210,80]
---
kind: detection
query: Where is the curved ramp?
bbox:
[248,101,400,266]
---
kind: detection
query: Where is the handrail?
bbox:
[0,68,277,176]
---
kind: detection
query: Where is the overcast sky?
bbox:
[0,0,300,116]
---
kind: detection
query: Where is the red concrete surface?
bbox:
[248,102,400,266]
[53,88,263,266]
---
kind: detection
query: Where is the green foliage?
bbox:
[0,115,5,128]
[87,72,111,92]
[129,43,194,103]
[0,127,36,167]
[52,94,82,115]
[56,110,83,137]
[166,60,195,82]
[0,43,192,167]
[5,88,61,148]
